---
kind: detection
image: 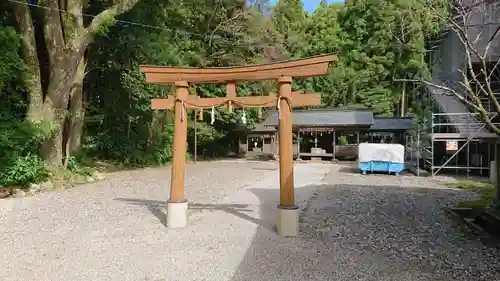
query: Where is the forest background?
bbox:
[0,0,449,188]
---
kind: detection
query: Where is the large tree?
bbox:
[271,0,308,58]
[334,0,447,116]
[80,0,287,163]
[7,0,141,166]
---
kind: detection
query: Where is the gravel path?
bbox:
[296,163,500,281]
[0,161,283,281]
[1,161,499,281]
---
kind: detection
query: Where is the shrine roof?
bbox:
[371,117,413,131]
[262,108,374,127]
[251,123,276,132]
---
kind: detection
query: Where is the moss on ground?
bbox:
[445,180,497,208]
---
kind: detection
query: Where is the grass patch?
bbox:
[445,180,497,208]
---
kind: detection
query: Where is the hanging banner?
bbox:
[446,140,458,151]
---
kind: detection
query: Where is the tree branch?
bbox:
[446,15,500,114]
[209,11,246,47]
[423,0,500,135]
[61,0,85,43]
[74,0,140,50]
[40,0,65,61]
[396,75,500,134]
[394,78,484,113]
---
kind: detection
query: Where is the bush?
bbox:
[0,121,50,188]
[1,153,49,187]
[83,121,180,168]
[67,156,95,176]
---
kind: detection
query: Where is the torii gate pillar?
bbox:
[276,76,298,236]
[166,81,189,228]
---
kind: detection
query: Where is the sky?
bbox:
[269,0,343,13]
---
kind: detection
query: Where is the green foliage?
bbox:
[67,156,95,176]
[0,24,49,188]
[446,180,497,209]
[0,26,27,120]
[0,122,50,187]
[338,135,349,145]
[0,0,454,188]
[96,15,117,36]
[0,27,23,89]
[2,153,49,188]
[272,0,307,58]
[83,0,282,165]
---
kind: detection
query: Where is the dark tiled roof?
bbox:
[251,123,276,132]
[262,109,374,127]
[371,117,413,131]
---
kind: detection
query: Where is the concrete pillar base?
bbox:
[166,200,188,228]
[276,205,299,237]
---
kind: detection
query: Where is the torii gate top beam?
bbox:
[139,54,336,84]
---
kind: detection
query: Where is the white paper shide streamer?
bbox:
[211,106,215,125]
[241,109,247,125]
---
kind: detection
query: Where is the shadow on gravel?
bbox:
[229,184,500,281]
[337,165,360,174]
[337,164,413,176]
[251,167,278,171]
[114,198,274,231]
[115,182,500,281]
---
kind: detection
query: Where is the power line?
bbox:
[8,0,498,56]
[5,0,233,42]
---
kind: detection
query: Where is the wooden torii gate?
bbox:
[140,54,335,237]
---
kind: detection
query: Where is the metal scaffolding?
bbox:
[402,9,500,178]
[405,86,499,178]
[429,112,498,178]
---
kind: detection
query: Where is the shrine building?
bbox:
[241,108,413,160]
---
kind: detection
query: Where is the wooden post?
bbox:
[277,76,295,208]
[227,82,236,112]
[170,81,189,202]
[194,109,197,163]
[333,129,336,160]
[496,143,500,206]
[297,128,301,160]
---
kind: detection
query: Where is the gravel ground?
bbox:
[1,161,499,281]
[0,161,282,281]
[296,163,500,281]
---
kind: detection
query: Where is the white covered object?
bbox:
[358,143,405,164]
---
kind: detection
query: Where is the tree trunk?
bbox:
[9,0,141,166]
[40,117,65,166]
[40,56,80,166]
[400,80,406,117]
[11,0,44,122]
[68,57,87,153]
[147,111,161,151]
